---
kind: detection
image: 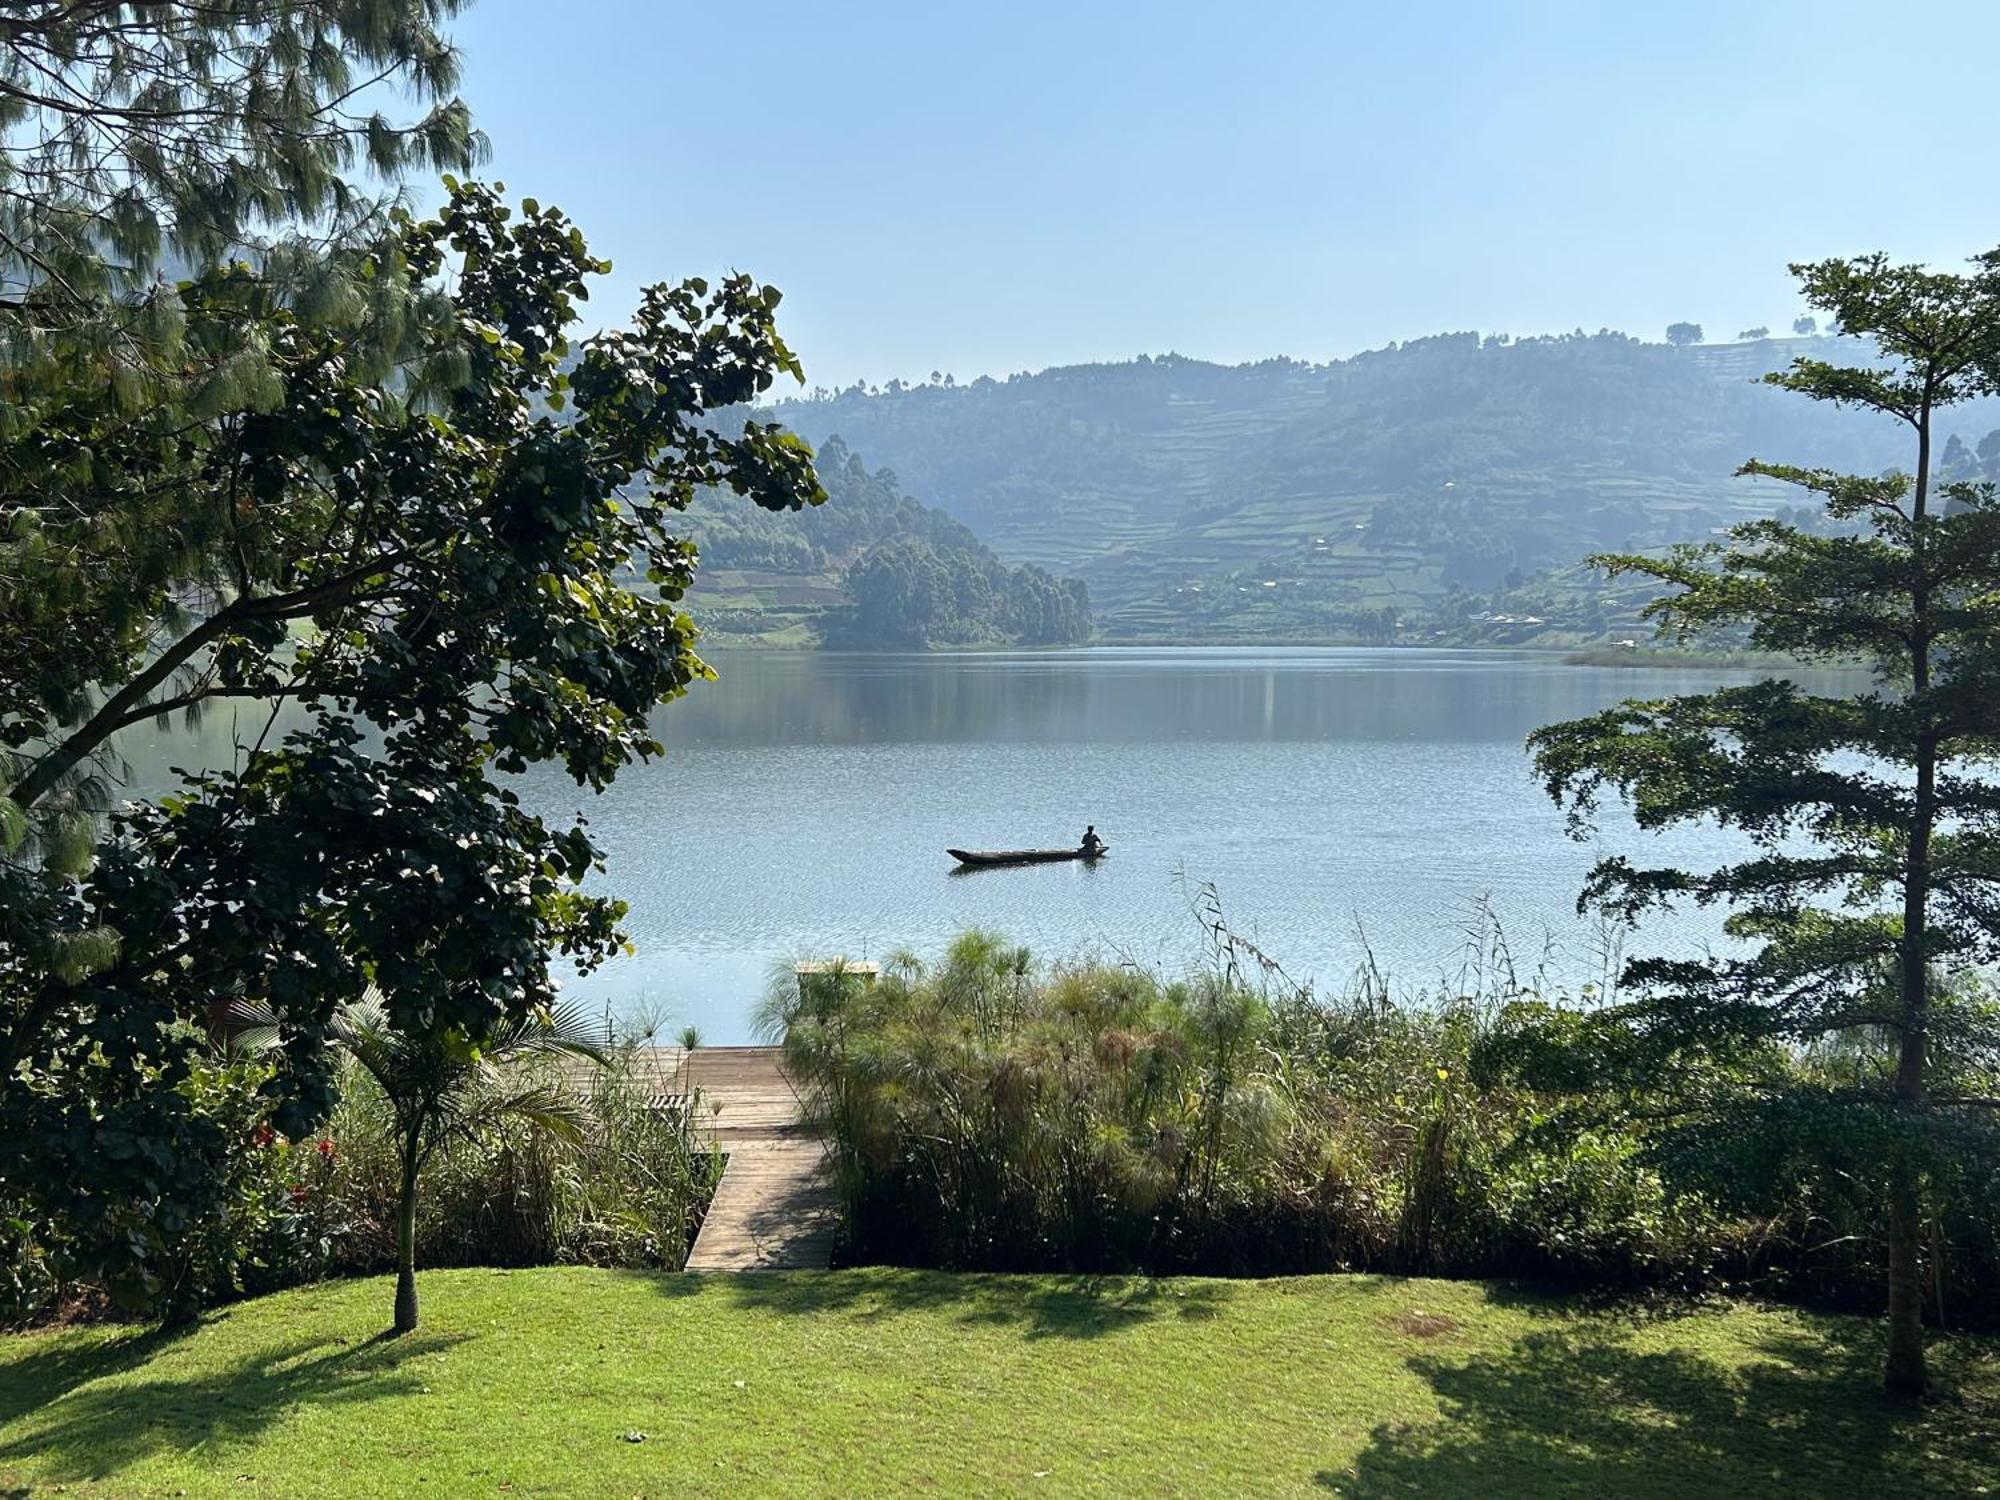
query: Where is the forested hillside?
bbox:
[762,332,2000,641]
[682,438,1089,648]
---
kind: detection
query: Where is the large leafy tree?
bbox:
[0,4,496,1315]
[1517,252,2000,1397]
[1,0,488,860]
[0,171,824,1310]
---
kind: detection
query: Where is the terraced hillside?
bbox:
[679,438,1089,648]
[763,332,1995,639]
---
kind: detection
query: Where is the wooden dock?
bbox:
[617,1046,838,1272]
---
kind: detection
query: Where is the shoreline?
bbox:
[697,632,1845,670]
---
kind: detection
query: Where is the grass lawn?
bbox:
[2,1269,1996,1498]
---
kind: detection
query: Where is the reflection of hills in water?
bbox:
[670,646,1847,749]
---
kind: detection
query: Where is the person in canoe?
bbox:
[1079,825,1105,857]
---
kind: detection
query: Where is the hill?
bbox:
[760,333,2000,642]
[681,437,1088,648]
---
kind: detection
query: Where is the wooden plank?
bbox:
[558,1045,837,1269]
[685,1139,839,1272]
[617,1046,836,1273]
[563,1045,809,1134]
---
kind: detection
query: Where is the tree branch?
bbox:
[8,546,417,811]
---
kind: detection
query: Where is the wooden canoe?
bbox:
[947,846,1108,867]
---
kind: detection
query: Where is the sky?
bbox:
[442,0,2000,390]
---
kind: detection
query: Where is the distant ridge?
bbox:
[755,333,1998,641]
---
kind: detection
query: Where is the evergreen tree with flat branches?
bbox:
[1517,251,2000,1399]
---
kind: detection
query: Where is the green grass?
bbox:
[2,1270,1995,1498]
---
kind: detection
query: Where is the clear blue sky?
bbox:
[445,0,2000,390]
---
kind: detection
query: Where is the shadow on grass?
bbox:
[619,1265,1238,1340]
[1321,1319,1999,1499]
[0,1323,191,1431]
[0,1326,466,1484]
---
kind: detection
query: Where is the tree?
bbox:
[1979,428,2000,478]
[0,180,824,1310]
[5,181,817,825]
[0,0,489,865]
[1517,251,2000,1398]
[835,536,1090,649]
[1736,326,1770,341]
[0,4,482,1312]
[841,538,955,647]
[1665,321,1703,347]
[0,2,480,336]
[1793,315,1818,336]
[329,993,604,1332]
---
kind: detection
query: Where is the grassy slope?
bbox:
[2,1269,1995,1499]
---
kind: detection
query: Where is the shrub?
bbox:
[766,930,2000,1324]
[3,1038,723,1328]
[306,1044,723,1282]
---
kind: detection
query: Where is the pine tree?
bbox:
[1523,252,2000,1398]
[0,2,488,856]
[0,2,481,331]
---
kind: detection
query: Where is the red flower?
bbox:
[289,1183,309,1204]
[315,1137,337,1159]
[250,1124,275,1149]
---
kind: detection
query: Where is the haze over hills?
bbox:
[735,331,1998,644]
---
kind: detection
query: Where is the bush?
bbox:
[3,1040,723,1327]
[0,1054,309,1324]
[764,931,2000,1324]
[303,1045,723,1279]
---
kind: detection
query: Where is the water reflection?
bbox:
[103,648,1848,1044]
[511,648,1825,1040]
[671,647,1760,748]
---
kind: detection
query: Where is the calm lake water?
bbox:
[116,646,1800,1043]
[481,647,1784,1042]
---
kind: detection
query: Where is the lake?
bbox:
[486,646,1784,1042]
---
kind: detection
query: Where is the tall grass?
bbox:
[762,927,2000,1324]
[761,929,1537,1275]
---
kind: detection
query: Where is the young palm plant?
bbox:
[331,993,608,1333]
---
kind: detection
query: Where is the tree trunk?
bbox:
[1885,395,1936,1401]
[1889,771,1932,1402]
[393,1139,421,1335]
[1884,1163,1925,1398]
[1887,807,1931,1401]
